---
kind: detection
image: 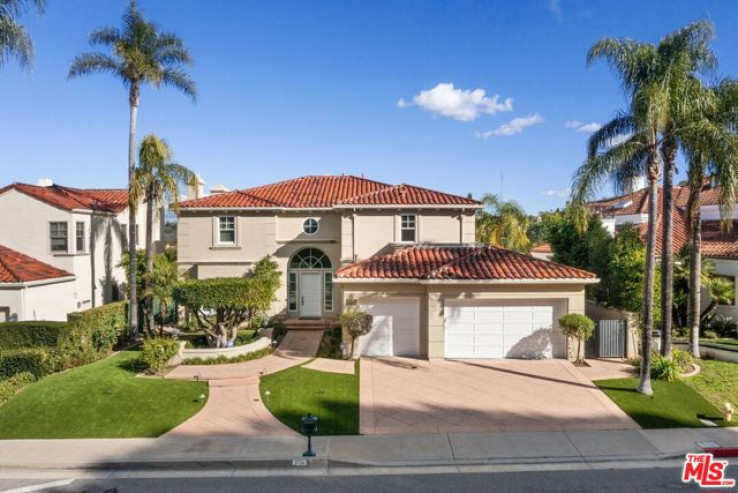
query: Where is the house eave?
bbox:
[333,277,600,285]
[0,275,76,288]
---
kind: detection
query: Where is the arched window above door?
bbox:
[289,248,332,269]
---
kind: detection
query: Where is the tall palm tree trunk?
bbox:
[127,85,140,338]
[144,188,155,335]
[639,144,659,396]
[660,139,676,358]
[688,185,702,359]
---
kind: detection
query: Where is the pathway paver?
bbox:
[303,358,355,374]
[164,330,322,437]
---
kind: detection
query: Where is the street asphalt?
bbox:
[0,465,724,493]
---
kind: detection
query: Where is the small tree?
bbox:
[558,314,595,364]
[143,250,180,335]
[340,308,373,359]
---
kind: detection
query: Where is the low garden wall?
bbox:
[674,341,738,363]
[177,336,272,363]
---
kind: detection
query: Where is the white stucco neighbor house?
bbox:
[176,175,598,360]
[0,181,161,321]
[588,181,738,320]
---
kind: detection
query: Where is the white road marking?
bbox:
[1,478,75,493]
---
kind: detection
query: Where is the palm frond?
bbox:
[0,16,32,69]
[89,25,121,46]
[67,52,123,80]
[587,113,636,159]
[161,67,197,101]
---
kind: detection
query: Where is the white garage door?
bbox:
[359,299,420,357]
[444,304,561,359]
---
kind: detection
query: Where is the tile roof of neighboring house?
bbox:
[699,220,738,259]
[589,182,728,218]
[0,183,128,213]
[631,207,690,256]
[335,245,597,281]
[178,175,481,210]
[0,244,74,284]
[530,243,552,254]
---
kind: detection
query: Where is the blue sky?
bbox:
[2,0,738,213]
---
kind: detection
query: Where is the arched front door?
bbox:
[288,248,333,318]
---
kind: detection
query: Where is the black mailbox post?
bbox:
[300,413,319,457]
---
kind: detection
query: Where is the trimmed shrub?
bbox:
[0,372,36,406]
[0,321,69,350]
[140,337,180,373]
[64,301,127,354]
[651,354,681,381]
[340,308,373,358]
[0,348,52,379]
[558,314,595,363]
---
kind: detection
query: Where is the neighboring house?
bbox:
[588,182,738,320]
[530,243,553,261]
[177,175,598,360]
[0,181,161,321]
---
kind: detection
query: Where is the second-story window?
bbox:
[400,215,417,242]
[76,222,85,252]
[218,216,236,244]
[303,218,318,235]
[50,222,68,252]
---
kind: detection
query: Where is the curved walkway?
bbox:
[164,330,322,437]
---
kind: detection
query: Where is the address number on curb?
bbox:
[292,459,309,467]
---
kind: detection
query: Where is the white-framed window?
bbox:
[303,218,319,235]
[324,272,333,311]
[76,222,85,252]
[400,215,417,243]
[288,272,298,311]
[218,216,236,245]
[120,223,139,248]
[50,222,68,252]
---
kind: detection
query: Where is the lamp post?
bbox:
[300,413,319,457]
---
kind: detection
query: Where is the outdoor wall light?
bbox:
[300,413,319,457]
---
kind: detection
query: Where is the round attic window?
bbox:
[303,218,319,235]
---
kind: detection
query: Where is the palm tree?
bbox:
[476,194,531,252]
[680,80,738,357]
[143,250,180,334]
[0,0,45,69]
[131,134,196,334]
[68,1,196,337]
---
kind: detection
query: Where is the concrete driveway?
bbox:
[360,358,638,435]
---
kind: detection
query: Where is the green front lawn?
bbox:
[596,378,726,428]
[260,362,359,435]
[674,338,738,351]
[684,359,738,411]
[0,350,207,438]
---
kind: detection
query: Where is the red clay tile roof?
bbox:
[589,183,732,218]
[0,183,128,213]
[0,245,74,284]
[530,243,552,254]
[178,175,481,209]
[336,245,597,281]
[700,220,738,259]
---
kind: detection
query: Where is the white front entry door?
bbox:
[299,272,322,317]
[359,299,420,357]
[444,303,559,359]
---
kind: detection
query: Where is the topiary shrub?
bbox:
[558,314,595,364]
[0,348,53,379]
[340,308,373,359]
[0,372,36,406]
[140,337,180,373]
[0,321,69,350]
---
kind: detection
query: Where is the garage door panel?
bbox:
[360,299,420,357]
[444,303,562,359]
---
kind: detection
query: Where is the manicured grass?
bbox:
[260,361,359,435]
[0,350,208,438]
[596,378,726,428]
[684,359,738,413]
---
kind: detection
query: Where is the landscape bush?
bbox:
[558,313,595,364]
[651,354,682,381]
[340,308,373,358]
[65,300,128,353]
[0,321,69,350]
[0,372,36,406]
[0,348,53,379]
[140,337,180,373]
[702,315,737,339]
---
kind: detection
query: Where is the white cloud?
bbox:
[541,188,570,198]
[548,0,563,21]
[476,113,544,139]
[565,120,602,133]
[397,83,513,122]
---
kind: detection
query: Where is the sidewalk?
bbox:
[0,427,736,471]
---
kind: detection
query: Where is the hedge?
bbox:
[0,372,36,406]
[65,301,128,353]
[0,321,69,350]
[0,348,52,379]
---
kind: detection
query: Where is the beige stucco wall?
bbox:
[340,281,588,359]
[0,279,77,321]
[178,208,477,317]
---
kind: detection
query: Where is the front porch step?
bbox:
[283,318,338,330]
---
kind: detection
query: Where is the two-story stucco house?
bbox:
[0,181,160,321]
[177,175,597,360]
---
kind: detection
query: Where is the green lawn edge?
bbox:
[0,350,208,439]
[260,360,360,436]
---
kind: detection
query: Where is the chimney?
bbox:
[209,184,230,196]
[623,175,646,194]
[187,174,205,200]
[37,178,54,187]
